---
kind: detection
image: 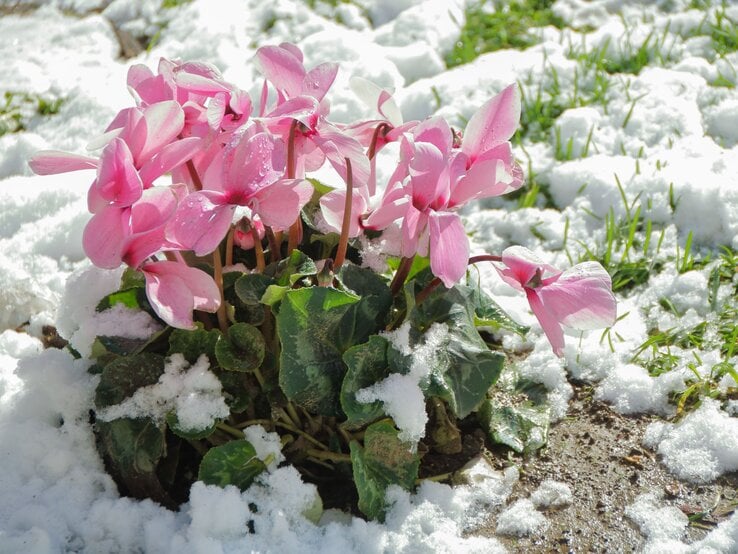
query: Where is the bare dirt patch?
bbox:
[476,384,738,553]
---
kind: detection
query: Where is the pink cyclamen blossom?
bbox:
[496,246,617,357]
[141,260,220,329]
[361,85,525,288]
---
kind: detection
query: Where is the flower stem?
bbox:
[368,122,391,160]
[216,421,245,439]
[185,160,203,191]
[225,226,235,267]
[212,248,229,333]
[286,119,301,255]
[306,449,352,463]
[333,158,353,270]
[414,254,503,306]
[390,255,415,296]
[265,226,281,262]
[252,226,266,272]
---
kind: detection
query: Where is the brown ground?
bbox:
[474,384,738,553]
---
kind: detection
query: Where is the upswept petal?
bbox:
[142,261,220,329]
[138,101,186,162]
[263,95,319,128]
[256,45,305,99]
[450,154,523,207]
[143,264,194,328]
[94,138,143,208]
[311,125,370,186]
[428,211,469,288]
[28,150,98,175]
[537,262,617,330]
[348,76,403,127]
[138,136,202,185]
[413,117,452,155]
[461,84,521,162]
[408,141,446,211]
[303,63,338,101]
[251,179,313,230]
[166,190,233,257]
[83,205,130,269]
[319,188,368,237]
[525,289,566,357]
[362,197,409,230]
[400,204,427,258]
[500,246,559,287]
[175,72,230,94]
[223,132,285,198]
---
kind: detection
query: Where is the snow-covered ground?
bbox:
[1,0,738,551]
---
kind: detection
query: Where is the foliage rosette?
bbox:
[31,43,617,519]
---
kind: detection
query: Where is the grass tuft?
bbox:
[446,0,564,68]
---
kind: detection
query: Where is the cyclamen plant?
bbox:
[31,44,616,519]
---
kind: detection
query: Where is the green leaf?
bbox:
[337,263,393,330]
[198,439,266,491]
[95,283,162,321]
[168,327,221,365]
[95,353,166,409]
[216,371,251,413]
[261,284,289,307]
[166,412,216,440]
[265,249,317,286]
[277,287,360,416]
[227,272,269,325]
[479,400,549,453]
[409,286,505,418]
[350,419,420,521]
[95,417,173,507]
[234,273,276,305]
[473,288,529,336]
[301,178,334,233]
[215,323,266,372]
[341,336,392,430]
[120,267,145,289]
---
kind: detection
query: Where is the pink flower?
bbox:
[82,184,185,269]
[167,132,312,256]
[496,246,617,356]
[141,260,220,329]
[361,85,525,288]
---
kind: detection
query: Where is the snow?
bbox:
[97,353,229,433]
[626,492,689,547]
[1,0,738,550]
[644,399,738,483]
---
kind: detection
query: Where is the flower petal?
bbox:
[94,138,143,208]
[28,150,98,175]
[167,190,233,256]
[302,62,338,101]
[138,101,185,162]
[428,211,469,288]
[256,45,306,98]
[500,246,558,288]
[538,262,617,330]
[138,137,202,185]
[526,289,566,357]
[251,179,313,230]
[462,84,521,161]
[82,206,129,269]
[319,188,367,237]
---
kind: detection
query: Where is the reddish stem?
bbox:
[368,122,391,160]
[286,119,301,254]
[333,158,353,271]
[390,256,415,296]
[186,160,203,191]
[414,254,504,306]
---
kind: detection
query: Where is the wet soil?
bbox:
[475,384,738,553]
